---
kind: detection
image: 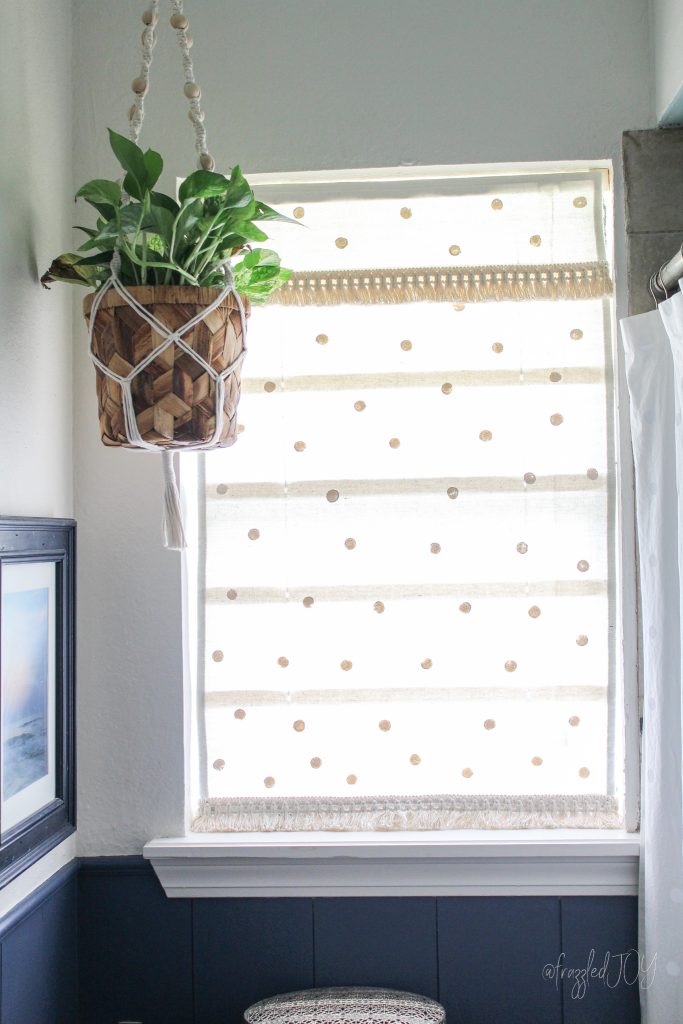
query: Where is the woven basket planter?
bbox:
[83,285,249,449]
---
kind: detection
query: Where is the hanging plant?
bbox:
[41,129,294,303]
[40,0,299,550]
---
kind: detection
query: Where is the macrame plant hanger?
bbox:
[86,0,247,550]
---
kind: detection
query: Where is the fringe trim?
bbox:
[267,262,613,306]
[193,793,621,832]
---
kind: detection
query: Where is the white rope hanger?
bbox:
[88,0,247,550]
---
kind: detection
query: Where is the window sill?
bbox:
[143,829,639,898]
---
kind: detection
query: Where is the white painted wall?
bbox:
[72,0,653,854]
[652,0,683,122]
[0,4,77,910]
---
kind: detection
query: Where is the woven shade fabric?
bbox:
[194,170,619,832]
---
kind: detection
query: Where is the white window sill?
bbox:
[143,829,639,898]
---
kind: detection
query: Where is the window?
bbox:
[192,166,625,833]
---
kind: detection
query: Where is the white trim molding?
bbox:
[144,830,639,898]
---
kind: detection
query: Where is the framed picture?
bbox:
[0,518,75,887]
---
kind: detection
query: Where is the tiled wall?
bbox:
[78,859,640,1024]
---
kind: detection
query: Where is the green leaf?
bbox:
[75,178,122,208]
[151,191,180,216]
[74,225,98,238]
[108,129,148,198]
[222,166,253,209]
[143,148,163,191]
[76,250,115,266]
[235,221,269,243]
[242,247,281,269]
[254,200,301,225]
[40,253,105,288]
[178,170,230,202]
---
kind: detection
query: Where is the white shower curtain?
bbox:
[621,291,683,1023]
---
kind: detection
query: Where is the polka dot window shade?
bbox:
[195,169,620,832]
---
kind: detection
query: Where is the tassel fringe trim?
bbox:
[193,793,621,832]
[267,262,613,306]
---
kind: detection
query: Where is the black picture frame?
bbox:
[0,517,76,888]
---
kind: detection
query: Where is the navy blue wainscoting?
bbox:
[77,858,641,1024]
[0,860,78,1024]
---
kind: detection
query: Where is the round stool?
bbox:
[244,987,446,1024]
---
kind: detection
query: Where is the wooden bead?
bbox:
[200,153,215,171]
[132,77,148,95]
[142,9,157,25]
[170,13,188,29]
[184,82,201,100]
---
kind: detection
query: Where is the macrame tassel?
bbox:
[161,450,187,550]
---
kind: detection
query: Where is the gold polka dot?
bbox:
[354,400,366,412]
[587,468,599,480]
[264,776,275,789]
[573,196,587,208]
[335,237,348,249]
[410,754,421,765]
[570,328,583,340]
[389,437,400,449]
[294,441,306,452]
[341,659,353,671]
[505,660,517,672]
[577,559,590,573]
[234,708,246,720]
[310,756,322,768]
[278,656,289,668]
[293,719,305,732]
[212,650,224,662]
[293,206,305,219]
[524,472,537,485]
[373,601,385,614]
[576,634,589,646]
[449,244,461,256]
[447,486,459,499]
[441,382,453,395]
[379,719,391,732]
[346,773,358,785]
[569,715,580,727]
[453,303,466,312]
[213,758,225,771]
[400,206,412,219]
[316,333,329,345]
[492,342,504,354]
[459,601,472,614]
[549,371,562,383]
[550,413,564,426]
[326,489,339,502]
[345,537,356,550]
[484,719,496,730]
[530,234,542,247]
[248,528,260,540]
[303,596,314,608]
[479,429,492,442]
[430,542,441,554]
[491,198,503,210]
[263,381,276,393]
[528,605,541,618]
[217,483,228,495]
[237,424,245,434]
[578,766,590,778]
[462,767,473,778]
[226,589,237,601]
[400,339,413,351]
[421,658,433,670]
[516,541,528,554]
[531,756,543,766]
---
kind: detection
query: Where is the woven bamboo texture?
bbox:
[83,286,249,449]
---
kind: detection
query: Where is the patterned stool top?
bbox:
[244,988,446,1024]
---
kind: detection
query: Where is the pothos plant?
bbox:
[41,129,295,303]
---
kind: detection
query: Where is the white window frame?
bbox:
[145,160,640,897]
